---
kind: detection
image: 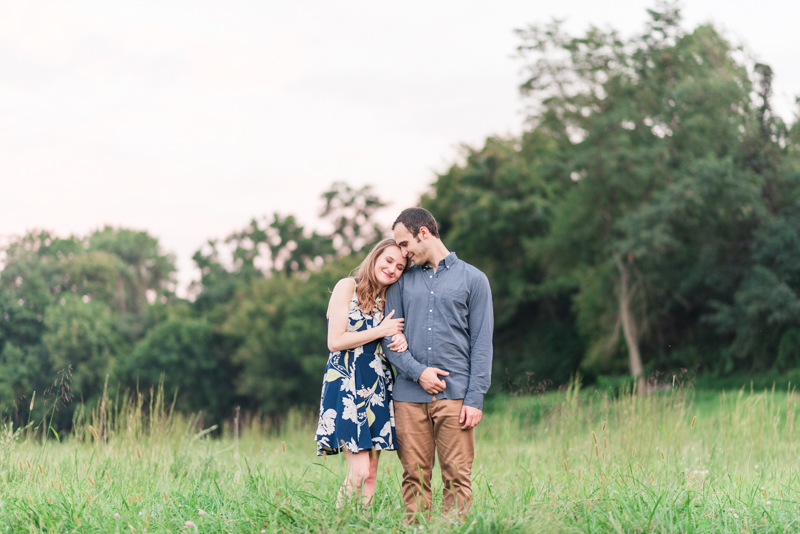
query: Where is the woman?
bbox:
[315,238,407,505]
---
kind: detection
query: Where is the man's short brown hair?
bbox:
[392,208,440,239]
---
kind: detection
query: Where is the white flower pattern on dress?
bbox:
[341,397,358,424]
[316,409,337,436]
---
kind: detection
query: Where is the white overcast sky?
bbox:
[2,1,798,291]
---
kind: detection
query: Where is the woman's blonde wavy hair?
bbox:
[352,238,403,315]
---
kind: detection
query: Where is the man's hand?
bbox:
[418,367,448,394]
[459,405,482,430]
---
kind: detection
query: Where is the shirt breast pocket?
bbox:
[442,287,469,325]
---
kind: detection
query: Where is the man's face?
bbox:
[393,223,428,266]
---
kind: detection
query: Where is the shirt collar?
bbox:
[422,251,459,271]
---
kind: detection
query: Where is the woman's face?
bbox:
[374,245,406,287]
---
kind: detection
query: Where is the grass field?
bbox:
[3,379,800,533]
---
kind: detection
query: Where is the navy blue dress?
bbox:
[315,284,397,455]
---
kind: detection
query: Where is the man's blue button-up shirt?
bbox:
[380,252,494,410]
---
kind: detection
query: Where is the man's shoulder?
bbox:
[457,260,489,283]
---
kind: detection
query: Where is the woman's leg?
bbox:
[362,449,381,503]
[340,448,381,505]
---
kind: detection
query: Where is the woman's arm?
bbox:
[327,278,404,353]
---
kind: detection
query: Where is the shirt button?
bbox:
[429,309,432,312]
[428,347,431,350]
[431,291,434,294]
[428,328,431,330]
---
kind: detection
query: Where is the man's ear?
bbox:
[418,226,430,239]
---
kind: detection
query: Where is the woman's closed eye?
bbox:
[389,257,405,271]
[385,256,405,271]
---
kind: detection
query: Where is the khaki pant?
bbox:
[394,399,474,520]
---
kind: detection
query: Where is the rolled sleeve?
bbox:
[381,280,427,382]
[463,273,494,410]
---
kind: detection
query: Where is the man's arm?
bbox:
[463,272,494,411]
[381,279,427,381]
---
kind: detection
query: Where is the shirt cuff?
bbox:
[463,391,484,410]
[409,360,427,383]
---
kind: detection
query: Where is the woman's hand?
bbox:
[388,333,408,353]
[379,309,404,337]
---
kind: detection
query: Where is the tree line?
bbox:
[2,4,800,425]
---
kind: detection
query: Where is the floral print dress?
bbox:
[315,283,396,455]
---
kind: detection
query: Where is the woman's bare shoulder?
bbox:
[329,277,357,303]
[333,277,357,293]
[327,278,356,319]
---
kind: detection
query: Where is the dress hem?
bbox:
[316,443,397,457]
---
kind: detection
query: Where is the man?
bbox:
[381,207,493,521]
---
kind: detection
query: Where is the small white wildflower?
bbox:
[185,520,195,528]
[260,530,266,534]
[488,483,493,488]
[734,513,739,519]
[755,465,760,470]
[114,513,120,519]
[767,501,772,505]
[198,509,206,517]
[728,508,734,513]
[761,486,765,490]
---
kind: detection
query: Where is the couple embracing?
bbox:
[315,207,494,522]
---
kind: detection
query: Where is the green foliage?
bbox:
[0,228,176,421]
[183,184,383,415]
[87,227,177,314]
[0,181,385,422]
[224,256,360,414]
[423,136,584,387]
[0,342,42,417]
[514,3,800,379]
[121,312,235,419]
[43,296,123,403]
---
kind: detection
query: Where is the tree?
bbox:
[320,182,386,255]
[186,181,387,414]
[0,228,176,420]
[517,3,764,385]
[120,310,237,420]
[223,255,360,414]
[422,135,584,388]
[87,226,177,315]
[189,181,383,315]
[43,295,123,404]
